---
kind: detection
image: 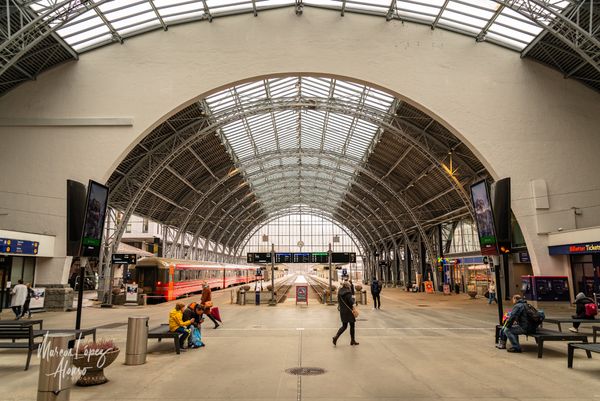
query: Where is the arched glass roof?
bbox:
[30,0,569,52]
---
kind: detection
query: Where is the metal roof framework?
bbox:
[106,75,488,277]
[1,1,599,95]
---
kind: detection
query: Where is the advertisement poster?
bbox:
[470,180,498,255]
[81,181,109,257]
[126,283,138,303]
[29,288,45,309]
[296,285,308,305]
[424,281,434,294]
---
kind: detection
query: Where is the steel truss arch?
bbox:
[213,181,399,260]
[231,199,378,259]
[235,206,367,256]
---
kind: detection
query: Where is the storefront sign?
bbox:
[111,254,137,265]
[29,288,45,309]
[549,241,600,255]
[125,283,138,303]
[0,238,39,255]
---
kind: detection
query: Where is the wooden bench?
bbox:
[527,328,591,358]
[567,343,599,368]
[148,324,181,354]
[544,318,597,332]
[0,322,44,370]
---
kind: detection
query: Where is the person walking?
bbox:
[201,282,220,329]
[332,281,359,346]
[10,280,27,320]
[488,281,498,304]
[20,283,34,319]
[569,292,596,333]
[169,302,195,351]
[371,277,382,309]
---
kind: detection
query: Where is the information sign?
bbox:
[296,285,308,305]
[247,253,272,263]
[424,281,434,294]
[111,254,137,265]
[443,284,451,295]
[0,238,39,255]
[331,252,356,263]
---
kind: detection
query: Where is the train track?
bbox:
[305,275,336,304]
[273,274,298,303]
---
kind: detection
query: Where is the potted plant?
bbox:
[73,339,120,386]
[466,283,478,299]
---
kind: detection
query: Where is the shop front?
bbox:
[445,255,491,295]
[0,249,38,312]
[549,241,600,298]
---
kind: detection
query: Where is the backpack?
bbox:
[585,302,598,317]
[371,281,380,294]
[525,303,545,330]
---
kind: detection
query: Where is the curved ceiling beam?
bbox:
[215,182,397,259]
[234,207,367,257]
[229,198,379,259]
[492,1,600,76]
[109,90,478,271]
[201,164,406,256]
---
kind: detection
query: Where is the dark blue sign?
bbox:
[0,238,39,255]
[549,242,600,255]
[518,251,530,263]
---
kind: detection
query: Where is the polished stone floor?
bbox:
[1,279,599,401]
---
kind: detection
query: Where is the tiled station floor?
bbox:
[1,280,599,401]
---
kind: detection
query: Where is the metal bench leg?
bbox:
[174,336,180,354]
[568,344,574,368]
[557,323,562,332]
[25,348,32,371]
[93,330,96,342]
[583,338,592,358]
[158,338,162,342]
[537,340,544,358]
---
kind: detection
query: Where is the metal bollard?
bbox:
[37,333,75,401]
[125,316,149,365]
[240,290,246,305]
[361,290,367,305]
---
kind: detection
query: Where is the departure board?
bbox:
[0,238,39,255]
[247,252,356,264]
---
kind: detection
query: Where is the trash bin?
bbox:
[361,290,367,305]
[255,289,260,305]
[239,290,246,305]
[38,333,75,401]
[125,316,149,365]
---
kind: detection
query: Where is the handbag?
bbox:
[340,296,359,318]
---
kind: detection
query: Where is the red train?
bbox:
[134,257,262,302]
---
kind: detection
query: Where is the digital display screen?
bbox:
[81,180,109,258]
[246,252,356,264]
[470,180,498,256]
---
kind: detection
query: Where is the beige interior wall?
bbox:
[0,8,599,283]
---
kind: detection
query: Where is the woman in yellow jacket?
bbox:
[169,302,195,351]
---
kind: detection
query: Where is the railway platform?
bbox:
[1,281,599,401]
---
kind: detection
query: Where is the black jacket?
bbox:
[338,287,355,323]
[182,307,202,327]
[575,297,595,318]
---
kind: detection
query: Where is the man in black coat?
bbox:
[569,292,596,333]
[332,281,359,346]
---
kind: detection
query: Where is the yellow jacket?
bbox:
[169,308,192,332]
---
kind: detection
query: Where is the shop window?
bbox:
[23,258,35,285]
[10,257,23,283]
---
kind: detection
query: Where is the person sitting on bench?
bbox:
[500,295,535,353]
[169,303,195,351]
[569,292,596,333]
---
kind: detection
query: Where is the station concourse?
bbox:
[1,1,600,401]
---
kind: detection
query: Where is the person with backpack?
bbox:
[371,277,382,309]
[498,294,542,353]
[569,292,597,333]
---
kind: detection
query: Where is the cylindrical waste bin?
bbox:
[38,333,75,401]
[360,290,367,305]
[255,289,260,305]
[239,290,246,305]
[125,316,149,365]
